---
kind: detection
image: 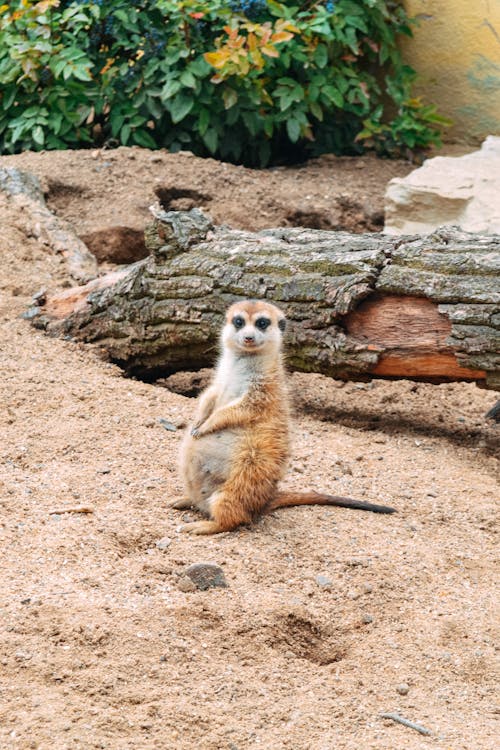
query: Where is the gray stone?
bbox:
[182,562,228,590]
[155,536,172,551]
[158,418,178,432]
[315,574,333,590]
[385,136,500,235]
[396,682,410,695]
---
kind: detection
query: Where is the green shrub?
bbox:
[0,0,449,164]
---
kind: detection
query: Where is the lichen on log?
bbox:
[34,209,500,390]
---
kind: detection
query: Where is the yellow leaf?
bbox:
[250,48,264,67]
[261,45,279,58]
[271,31,293,44]
[248,32,257,52]
[204,50,230,69]
[276,19,299,34]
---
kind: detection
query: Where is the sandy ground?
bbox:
[0,149,498,750]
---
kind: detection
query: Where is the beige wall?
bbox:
[401,0,500,143]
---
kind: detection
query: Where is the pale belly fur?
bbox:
[180,428,243,514]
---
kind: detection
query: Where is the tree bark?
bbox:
[33,208,500,390]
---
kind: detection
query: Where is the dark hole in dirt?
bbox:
[283,196,384,233]
[81,226,148,264]
[155,187,213,212]
[285,209,335,230]
[46,179,86,201]
[270,613,346,665]
[156,369,213,398]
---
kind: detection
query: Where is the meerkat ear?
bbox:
[278,318,286,332]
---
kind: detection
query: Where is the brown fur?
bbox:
[173,300,395,535]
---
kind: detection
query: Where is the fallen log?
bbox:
[0,167,98,282]
[32,208,500,390]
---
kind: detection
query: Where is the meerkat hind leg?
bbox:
[179,490,251,534]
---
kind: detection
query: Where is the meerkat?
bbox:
[171,299,395,535]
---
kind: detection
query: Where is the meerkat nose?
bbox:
[244,335,255,343]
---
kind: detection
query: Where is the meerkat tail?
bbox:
[269,491,396,515]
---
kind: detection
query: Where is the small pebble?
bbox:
[396,682,410,695]
[315,574,333,590]
[158,418,178,432]
[362,614,373,624]
[182,562,228,590]
[156,536,172,551]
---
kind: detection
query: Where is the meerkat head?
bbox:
[222,300,286,356]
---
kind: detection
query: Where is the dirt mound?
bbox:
[1,147,411,264]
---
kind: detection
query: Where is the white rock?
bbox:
[384,136,500,235]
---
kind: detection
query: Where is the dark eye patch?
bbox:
[232,315,245,329]
[255,317,271,331]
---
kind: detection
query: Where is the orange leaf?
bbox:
[204,50,230,69]
[271,31,293,44]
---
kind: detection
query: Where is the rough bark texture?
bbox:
[34,209,500,390]
[0,167,98,282]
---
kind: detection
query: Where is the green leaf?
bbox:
[202,127,218,153]
[198,108,210,136]
[32,125,44,146]
[120,123,131,145]
[314,44,328,69]
[133,130,157,148]
[222,87,238,110]
[322,85,344,108]
[286,117,300,143]
[169,93,194,124]
[161,78,181,100]
[310,100,323,121]
[180,70,196,88]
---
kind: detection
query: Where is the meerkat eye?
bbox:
[232,315,245,330]
[255,317,271,331]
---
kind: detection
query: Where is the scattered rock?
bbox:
[362,614,373,624]
[385,136,500,235]
[15,651,32,661]
[181,562,228,590]
[315,575,333,590]
[32,289,47,306]
[21,306,41,320]
[158,418,178,432]
[396,682,410,695]
[155,536,172,551]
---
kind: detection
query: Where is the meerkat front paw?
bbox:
[191,423,211,438]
